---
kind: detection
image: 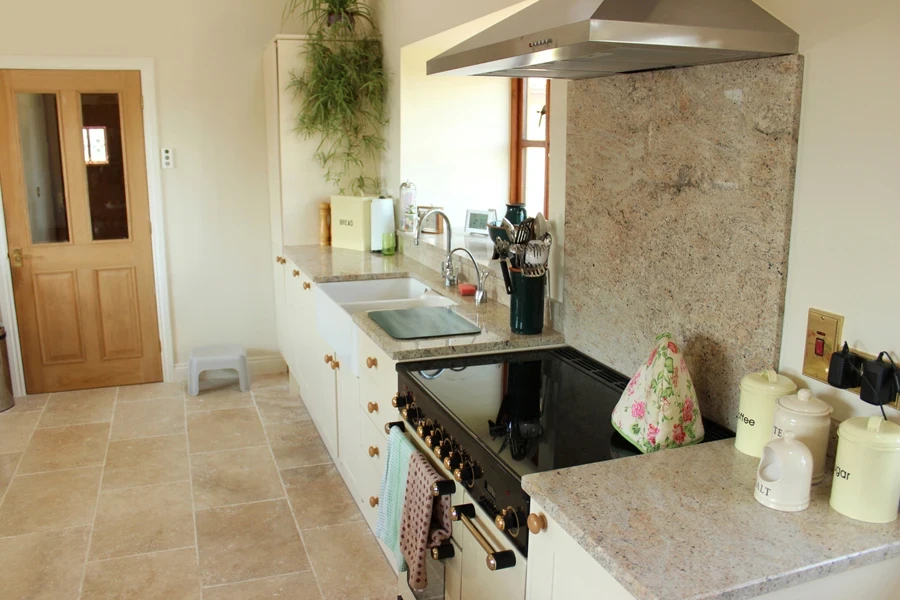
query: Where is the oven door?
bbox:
[400,426,526,600]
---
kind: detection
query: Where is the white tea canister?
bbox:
[771,389,833,484]
[830,416,900,524]
[736,370,797,458]
[755,431,813,512]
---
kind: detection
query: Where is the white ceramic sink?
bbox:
[314,278,456,376]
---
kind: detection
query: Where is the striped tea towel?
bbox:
[376,425,416,571]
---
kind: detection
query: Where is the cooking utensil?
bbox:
[500,260,513,294]
[772,389,833,484]
[534,212,548,238]
[525,239,551,266]
[735,370,797,458]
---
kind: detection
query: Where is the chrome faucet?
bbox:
[414,209,456,286]
[449,247,489,305]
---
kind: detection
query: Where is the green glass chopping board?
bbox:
[369,307,482,340]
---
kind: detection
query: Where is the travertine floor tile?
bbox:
[111,398,185,440]
[254,392,311,424]
[0,411,40,453]
[0,452,20,497]
[38,390,115,428]
[90,481,194,560]
[81,547,201,600]
[190,446,284,509]
[185,385,253,413]
[0,527,90,600]
[0,467,101,536]
[196,499,309,586]
[281,464,362,528]
[18,422,109,474]
[118,382,184,402]
[4,393,49,413]
[187,408,266,453]
[102,433,189,490]
[303,521,396,600]
[264,421,331,470]
[250,372,289,391]
[202,571,321,600]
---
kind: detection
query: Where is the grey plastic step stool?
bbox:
[188,345,250,396]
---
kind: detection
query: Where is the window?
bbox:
[82,126,109,165]
[509,78,550,217]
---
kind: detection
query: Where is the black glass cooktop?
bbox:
[406,348,732,480]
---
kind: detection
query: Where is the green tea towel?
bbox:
[376,426,416,571]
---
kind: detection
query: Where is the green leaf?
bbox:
[665,357,674,373]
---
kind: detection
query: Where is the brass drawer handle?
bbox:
[367,402,378,414]
[292,269,300,277]
[324,354,333,364]
[369,496,379,507]
[451,504,516,571]
[527,513,547,534]
[368,446,379,457]
[275,256,285,264]
[330,360,340,371]
[303,282,311,290]
[366,356,377,369]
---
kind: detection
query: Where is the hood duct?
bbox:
[426,0,799,79]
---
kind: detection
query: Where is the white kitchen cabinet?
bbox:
[336,357,360,496]
[525,500,634,600]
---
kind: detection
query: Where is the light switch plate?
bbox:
[802,308,844,383]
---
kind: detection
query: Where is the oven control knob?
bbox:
[418,422,436,440]
[494,507,520,533]
[443,452,463,471]
[433,439,453,459]
[402,406,422,421]
[424,428,444,448]
[453,463,483,487]
[392,393,411,408]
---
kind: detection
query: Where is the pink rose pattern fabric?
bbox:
[400,452,452,591]
[612,333,705,453]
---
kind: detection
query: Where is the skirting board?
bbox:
[172,353,287,382]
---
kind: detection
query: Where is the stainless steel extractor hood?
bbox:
[426,0,799,79]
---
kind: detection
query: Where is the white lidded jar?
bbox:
[755,431,813,512]
[772,389,833,484]
[830,416,900,523]
[735,370,797,458]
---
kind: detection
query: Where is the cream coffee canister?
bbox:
[736,370,797,458]
[830,416,900,523]
[772,389,833,484]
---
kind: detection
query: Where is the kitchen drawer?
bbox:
[361,388,393,443]
[359,409,387,481]
[358,332,398,405]
[356,453,382,533]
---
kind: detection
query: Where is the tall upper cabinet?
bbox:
[264,35,333,252]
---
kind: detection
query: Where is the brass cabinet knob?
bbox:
[527,513,547,534]
[367,402,378,414]
[302,282,311,290]
[275,256,285,264]
[324,354,333,364]
[330,360,340,371]
[369,496,379,507]
[368,446,379,457]
[366,357,377,369]
[292,269,300,277]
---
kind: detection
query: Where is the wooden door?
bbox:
[0,70,161,393]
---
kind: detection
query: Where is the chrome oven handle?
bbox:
[451,504,516,571]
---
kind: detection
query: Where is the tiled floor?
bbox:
[0,373,400,599]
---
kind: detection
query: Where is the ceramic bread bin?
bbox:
[736,370,797,458]
[755,431,813,512]
[771,389,833,484]
[830,416,900,523]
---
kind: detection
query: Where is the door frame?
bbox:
[0,56,174,396]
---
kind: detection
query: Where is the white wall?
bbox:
[0,0,304,368]
[756,0,900,421]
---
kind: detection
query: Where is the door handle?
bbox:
[9,248,31,268]
[451,504,517,571]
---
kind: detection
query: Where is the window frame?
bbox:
[509,78,550,216]
[82,125,110,166]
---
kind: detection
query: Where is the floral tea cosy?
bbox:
[612,333,705,453]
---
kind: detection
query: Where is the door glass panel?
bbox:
[523,78,548,142]
[81,93,129,240]
[523,146,546,216]
[15,93,70,244]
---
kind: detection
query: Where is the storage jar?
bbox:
[735,370,797,458]
[772,389,833,484]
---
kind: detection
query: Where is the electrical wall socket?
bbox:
[161,148,175,169]
[803,308,844,383]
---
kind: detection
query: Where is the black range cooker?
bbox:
[395,347,734,558]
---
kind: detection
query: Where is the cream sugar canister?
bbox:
[736,370,797,458]
[772,389,833,484]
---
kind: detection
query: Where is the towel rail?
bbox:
[431,479,456,497]
[384,421,406,434]
[451,504,516,571]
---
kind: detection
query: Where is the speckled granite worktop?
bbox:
[282,245,564,360]
[523,440,900,600]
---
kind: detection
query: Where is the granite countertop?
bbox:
[282,245,564,360]
[522,440,900,600]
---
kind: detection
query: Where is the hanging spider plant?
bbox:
[284,0,386,194]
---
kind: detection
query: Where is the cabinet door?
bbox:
[525,501,635,600]
[272,248,286,358]
[460,501,526,600]
[336,360,360,495]
[308,341,338,462]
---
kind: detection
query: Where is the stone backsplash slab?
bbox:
[563,55,804,428]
